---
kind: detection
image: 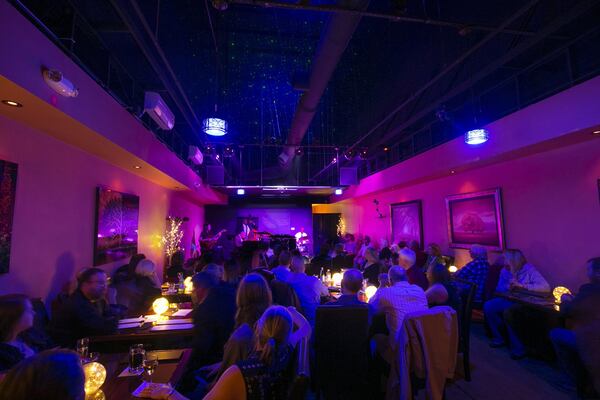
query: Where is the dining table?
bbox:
[91,348,191,399]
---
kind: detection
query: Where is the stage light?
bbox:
[202,118,228,136]
[335,188,343,195]
[223,145,234,157]
[359,148,368,160]
[465,128,489,145]
[237,188,245,195]
[1,100,22,107]
[344,149,356,160]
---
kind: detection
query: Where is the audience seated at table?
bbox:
[369,266,428,364]
[455,244,491,306]
[166,250,188,281]
[202,263,225,283]
[327,269,367,306]
[424,243,444,273]
[311,244,332,271]
[0,295,37,372]
[0,349,85,400]
[331,243,348,271]
[483,249,550,360]
[343,233,357,255]
[408,240,428,270]
[550,257,600,394]
[363,247,384,287]
[285,254,329,327]
[271,251,292,282]
[49,267,119,347]
[112,258,162,316]
[379,246,393,270]
[189,272,236,371]
[143,305,311,400]
[425,263,459,308]
[398,247,429,291]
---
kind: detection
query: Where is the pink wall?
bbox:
[332,138,600,290]
[0,115,204,302]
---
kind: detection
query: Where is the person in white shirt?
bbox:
[270,251,292,282]
[484,249,550,359]
[286,255,329,327]
[369,266,428,363]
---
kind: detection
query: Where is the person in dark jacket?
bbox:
[189,272,236,371]
[0,295,36,372]
[327,269,368,307]
[49,268,118,347]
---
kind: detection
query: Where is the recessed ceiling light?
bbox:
[134,165,141,169]
[1,100,23,107]
[451,170,456,174]
[593,130,600,135]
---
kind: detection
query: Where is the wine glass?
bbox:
[143,353,159,383]
[76,338,89,360]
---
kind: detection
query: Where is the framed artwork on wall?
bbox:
[445,188,505,251]
[390,200,424,248]
[93,187,140,266]
[0,160,18,274]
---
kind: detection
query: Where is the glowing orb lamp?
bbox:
[332,273,343,287]
[552,286,571,304]
[83,362,106,395]
[184,276,193,294]
[85,389,106,400]
[202,118,228,136]
[152,297,169,316]
[448,265,458,273]
[365,285,377,301]
[465,128,489,145]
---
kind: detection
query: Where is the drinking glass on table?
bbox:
[129,344,145,374]
[76,337,89,359]
[143,353,159,383]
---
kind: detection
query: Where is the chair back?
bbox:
[287,336,310,400]
[483,263,504,303]
[314,305,370,399]
[453,279,476,354]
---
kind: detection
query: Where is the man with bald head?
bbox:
[328,269,366,306]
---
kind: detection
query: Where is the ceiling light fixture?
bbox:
[465,128,489,145]
[1,100,22,107]
[237,188,245,195]
[134,165,141,169]
[335,188,343,195]
[593,130,600,135]
[202,117,228,137]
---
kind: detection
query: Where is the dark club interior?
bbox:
[0,0,599,399]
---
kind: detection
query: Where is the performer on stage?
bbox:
[295,227,309,254]
[200,223,213,239]
[200,223,226,252]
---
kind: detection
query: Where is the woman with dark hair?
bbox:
[0,349,85,400]
[425,264,459,308]
[0,294,36,372]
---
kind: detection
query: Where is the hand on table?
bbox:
[138,383,179,400]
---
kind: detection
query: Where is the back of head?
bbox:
[135,259,156,278]
[224,259,241,283]
[503,248,526,272]
[398,248,416,269]
[379,247,392,261]
[587,257,600,283]
[408,240,420,251]
[388,266,407,284]
[203,263,224,281]
[0,294,29,342]
[334,243,344,254]
[278,251,291,267]
[236,273,272,327]
[341,269,363,294]
[191,271,218,291]
[0,349,84,400]
[429,263,451,285]
[365,247,379,263]
[427,243,442,257]
[255,305,292,369]
[290,255,306,274]
[170,250,185,267]
[470,244,488,261]
[318,244,331,256]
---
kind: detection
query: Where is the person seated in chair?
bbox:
[327,269,367,306]
[0,295,37,372]
[271,251,292,283]
[425,263,459,309]
[550,257,600,393]
[287,255,329,327]
[455,244,491,306]
[362,247,383,287]
[483,249,550,359]
[49,268,119,347]
[398,247,429,291]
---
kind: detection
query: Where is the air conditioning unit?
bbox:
[188,146,204,165]
[144,92,175,130]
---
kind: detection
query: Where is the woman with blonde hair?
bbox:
[142,305,310,400]
[484,248,550,360]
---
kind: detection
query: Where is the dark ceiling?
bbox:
[11,0,600,186]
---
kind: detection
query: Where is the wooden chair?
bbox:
[453,279,476,382]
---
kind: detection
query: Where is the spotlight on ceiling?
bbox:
[295,147,304,156]
[344,149,356,161]
[204,144,215,155]
[359,148,368,160]
[202,118,228,137]
[1,100,23,107]
[211,0,229,11]
[237,188,245,195]
[465,128,489,145]
[335,188,343,195]
[332,157,338,164]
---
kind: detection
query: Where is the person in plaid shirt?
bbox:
[455,244,490,305]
